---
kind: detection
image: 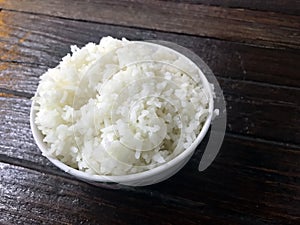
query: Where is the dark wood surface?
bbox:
[0,1,299,224]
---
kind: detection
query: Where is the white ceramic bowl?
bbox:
[30,41,214,186]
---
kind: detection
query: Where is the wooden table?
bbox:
[0,1,299,224]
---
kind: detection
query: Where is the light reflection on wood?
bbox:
[0,8,31,91]
[0,9,31,63]
[0,92,14,97]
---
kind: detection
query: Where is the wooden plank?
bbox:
[0,0,299,49]
[1,163,298,225]
[0,2,299,225]
[0,97,299,224]
[1,162,229,225]
[1,130,299,224]
[219,78,300,144]
[0,97,47,166]
[0,10,299,88]
[152,135,300,224]
[0,62,45,96]
[1,52,300,144]
[162,0,300,16]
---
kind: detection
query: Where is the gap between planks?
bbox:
[0,2,299,51]
[0,158,206,209]
[159,0,300,16]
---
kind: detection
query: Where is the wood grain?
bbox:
[0,62,44,96]
[0,95,299,224]
[7,159,293,225]
[163,0,300,15]
[1,133,299,224]
[0,2,300,224]
[0,0,299,48]
[1,163,215,225]
[0,10,299,89]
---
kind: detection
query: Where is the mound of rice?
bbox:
[34,37,211,175]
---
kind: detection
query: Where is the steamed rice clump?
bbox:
[34,36,210,175]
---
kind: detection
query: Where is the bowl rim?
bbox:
[30,41,214,183]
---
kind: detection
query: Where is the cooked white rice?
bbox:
[34,36,210,175]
